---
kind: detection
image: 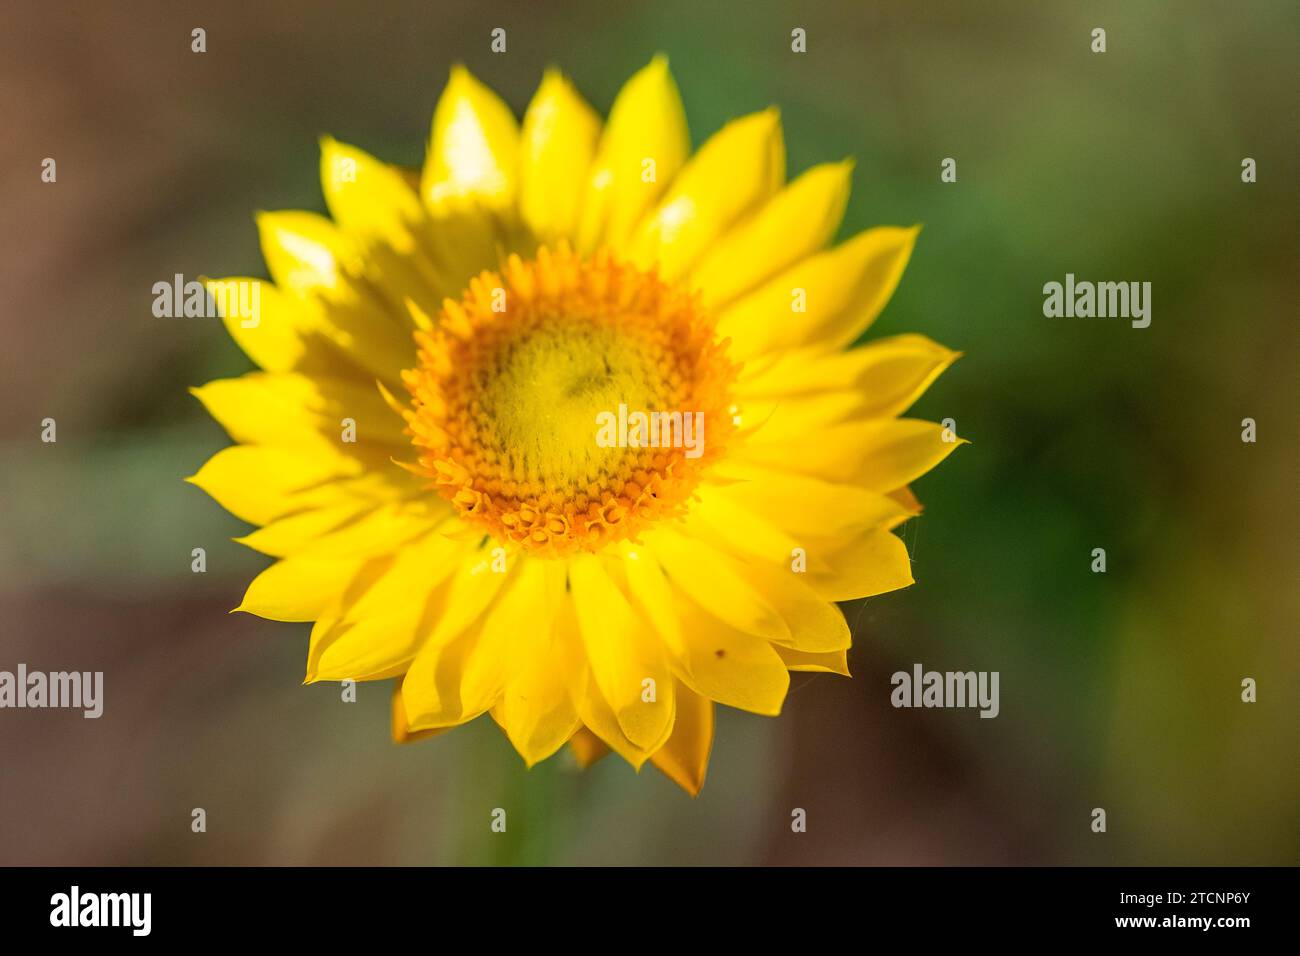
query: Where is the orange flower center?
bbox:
[401,244,736,557]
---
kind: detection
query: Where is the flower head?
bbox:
[190,58,962,794]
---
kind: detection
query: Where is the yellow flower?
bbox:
[189,58,962,795]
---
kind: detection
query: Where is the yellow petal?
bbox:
[735,390,866,443]
[746,564,851,653]
[674,602,790,716]
[494,666,581,766]
[418,201,515,300]
[186,445,363,526]
[717,225,920,360]
[204,278,315,374]
[407,559,550,728]
[571,677,665,771]
[320,136,424,251]
[627,108,785,280]
[775,646,851,676]
[709,462,912,538]
[237,501,439,560]
[421,65,519,210]
[890,485,924,513]
[743,418,963,490]
[650,682,713,796]
[317,301,418,385]
[424,549,512,644]
[492,573,582,767]
[401,552,513,730]
[619,543,685,659]
[645,529,789,643]
[311,614,416,681]
[690,160,852,308]
[392,677,448,744]
[233,502,370,558]
[575,56,689,252]
[265,503,442,561]
[253,215,416,382]
[306,534,469,682]
[357,241,446,324]
[567,727,611,769]
[256,210,359,301]
[518,69,601,239]
[805,526,914,602]
[191,372,409,455]
[401,628,492,730]
[672,509,849,651]
[686,487,806,567]
[857,418,965,492]
[736,334,960,417]
[568,554,674,751]
[236,552,375,623]
[558,603,666,770]
[328,529,466,621]
[735,415,961,489]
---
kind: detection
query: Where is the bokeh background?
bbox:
[2,0,1296,865]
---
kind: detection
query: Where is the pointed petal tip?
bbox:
[539,64,566,86]
[447,62,480,89]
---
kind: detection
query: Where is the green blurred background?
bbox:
[2,0,1296,864]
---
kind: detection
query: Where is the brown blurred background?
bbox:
[1,0,1297,865]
